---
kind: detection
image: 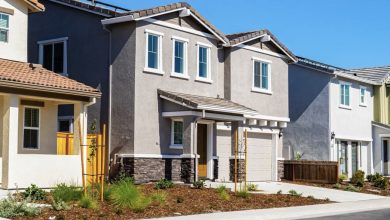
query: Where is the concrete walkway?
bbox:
[151,198,390,220]
[206,181,385,202]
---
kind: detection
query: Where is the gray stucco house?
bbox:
[28,0,297,183]
[284,57,378,178]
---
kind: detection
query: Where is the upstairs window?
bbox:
[253,58,271,93]
[0,13,9,43]
[23,107,40,149]
[196,42,212,82]
[144,29,163,74]
[38,37,68,76]
[360,86,366,106]
[340,82,351,107]
[171,36,188,78]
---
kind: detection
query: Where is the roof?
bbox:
[341,66,390,84]
[372,121,390,131]
[0,59,101,98]
[296,56,346,73]
[158,89,258,115]
[102,2,229,44]
[48,0,129,17]
[25,0,45,12]
[226,29,298,62]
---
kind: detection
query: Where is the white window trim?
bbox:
[171,36,189,79]
[339,81,352,110]
[38,37,68,76]
[251,57,272,94]
[196,42,212,83]
[23,106,40,150]
[359,85,367,107]
[170,118,184,149]
[0,13,9,44]
[144,29,164,75]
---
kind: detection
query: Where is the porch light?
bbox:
[279,129,283,138]
[331,132,335,140]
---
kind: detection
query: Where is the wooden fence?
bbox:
[283,160,339,184]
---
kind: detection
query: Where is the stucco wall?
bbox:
[227,46,289,118]
[283,64,331,160]
[0,95,3,157]
[17,100,58,154]
[0,0,28,62]
[372,125,390,174]
[28,0,109,131]
[330,77,373,140]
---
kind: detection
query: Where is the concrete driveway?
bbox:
[206,181,385,202]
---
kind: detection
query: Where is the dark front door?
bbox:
[197,124,207,178]
[351,142,359,175]
[384,140,389,175]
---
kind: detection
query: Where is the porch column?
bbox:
[74,102,87,184]
[230,121,244,182]
[347,141,352,178]
[2,94,19,189]
[271,133,278,181]
[182,116,195,183]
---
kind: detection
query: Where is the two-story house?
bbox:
[28,0,297,183]
[284,57,378,178]
[0,0,100,189]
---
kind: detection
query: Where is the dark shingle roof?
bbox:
[158,89,257,115]
[48,0,129,17]
[226,29,297,62]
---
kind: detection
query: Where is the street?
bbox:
[302,208,390,220]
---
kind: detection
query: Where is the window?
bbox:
[38,37,68,76]
[340,82,351,107]
[23,107,40,149]
[360,86,366,106]
[144,29,163,74]
[171,119,183,148]
[196,43,212,82]
[252,58,271,93]
[0,13,9,43]
[171,37,190,79]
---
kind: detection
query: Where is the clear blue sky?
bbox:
[106,0,389,69]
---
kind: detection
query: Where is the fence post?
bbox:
[292,163,295,181]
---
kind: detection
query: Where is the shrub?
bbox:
[236,190,250,199]
[338,174,348,183]
[374,177,390,189]
[155,178,173,190]
[247,183,257,191]
[51,199,70,211]
[333,183,341,189]
[110,179,151,212]
[79,195,98,209]
[215,185,227,193]
[288,190,302,197]
[151,191,167,205]
[351,170,365,187]
[307,195,314,199]
[345,184,359,192]
[277,190,282,195]
[368,173,383,183]
[192,180,205,189]
[0,194,41,218]
[218,190,230,201]
[51,183,83,202]
[23,184,46,201]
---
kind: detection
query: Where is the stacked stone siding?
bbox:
[278,160,284,180]
[229,158,245,181]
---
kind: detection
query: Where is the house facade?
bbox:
[0,0,101,189]
[284,57,377,178]
[28,0,297,183]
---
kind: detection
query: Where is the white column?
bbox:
[347,141,352,178]
[271,133,278,181]
[206,123,214,180]
[74,102,87,185]
[2,94,19,189]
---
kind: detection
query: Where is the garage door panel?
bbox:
[246,133,273,182]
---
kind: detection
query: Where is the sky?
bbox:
[105,0,389,69]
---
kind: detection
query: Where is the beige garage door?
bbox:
[246,133,273,182]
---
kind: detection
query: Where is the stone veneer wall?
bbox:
[117,157,195,183]
[278,160,284,180]
[229,159,245,181]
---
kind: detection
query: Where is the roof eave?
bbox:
[24,0,45,12]
[334,71,381,85]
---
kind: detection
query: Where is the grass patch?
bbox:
[110,179,151,212]
[236,190,250,199]
[79,195,98,209]
[288,190,302,197]
[151,191,167,205]
[345,184,360,192]
[247,183,258,191]
[51,183,83,202]
[155,179,174,190]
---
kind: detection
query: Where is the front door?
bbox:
[339,141,348,175]
[197,124,207,178]
[351,142,359,174]
[384,140,389,175]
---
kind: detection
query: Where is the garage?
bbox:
[246,132,273,182]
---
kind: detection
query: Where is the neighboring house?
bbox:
[0,0,101,189]
[284,57,378,178]
[344,67,390,176]
[29,0,297,183]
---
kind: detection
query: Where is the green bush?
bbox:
[219,190,230,201]
[307,195,314,199]
[0,195,41,218]
[333,183,341,189]
[79,195,98,209]
[351,170,365,187]
[277,190,282,195]
[155,178,174,189]
[23,184,46,201]
[215,185,227,193]
[51,199,70,211]
[338,174,348,183]
[374,177,390,189]
[110,179,151,212]
[236,190,250,199]
[192,180,205,189]
[345,184,359,192]
[367,173,383,183]
[151,191,167,205]
[288,190,302,197]
[89,182,112,202]
[247,183,258,191]
[51,183,83,202]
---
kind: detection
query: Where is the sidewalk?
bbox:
[150,198,390,220]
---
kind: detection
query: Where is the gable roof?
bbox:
[226,29,298,63]
[47,0,129,17]
[341,66,390,85]
[101,2,229,44]
[24,0,45,12]
[0,59,101,98]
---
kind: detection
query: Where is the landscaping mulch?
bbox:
[15,184,331,220]
[282,180,390,196]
